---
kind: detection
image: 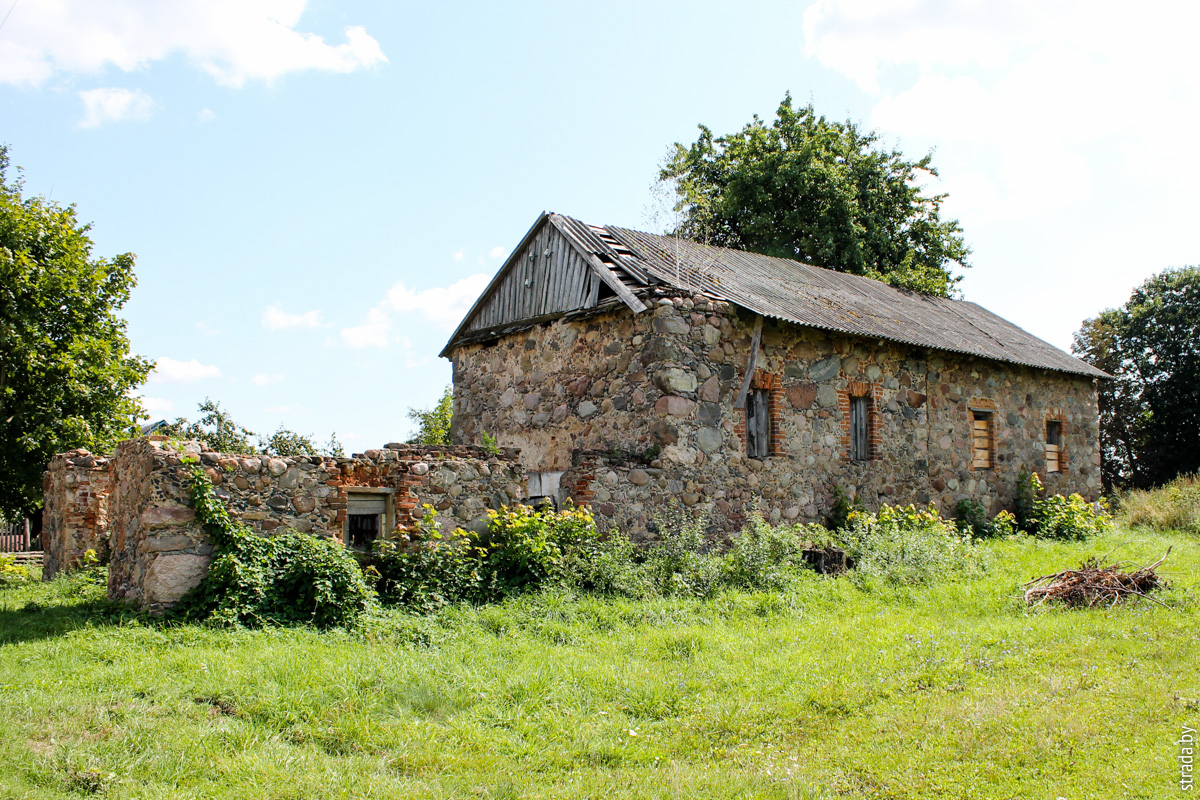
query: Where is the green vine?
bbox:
[172,466,372,629]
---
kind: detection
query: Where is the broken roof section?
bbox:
[442,212,1108,379]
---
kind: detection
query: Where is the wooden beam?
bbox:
[548,214,647,314]
[734,314,764,410]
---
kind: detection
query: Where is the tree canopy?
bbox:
[1073,266,1200,489]
[0,146,151,516]
[658,94,970,297]
[406,386,452,446]
[161,399,344,458]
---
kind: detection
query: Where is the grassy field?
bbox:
[0,527,1196,799]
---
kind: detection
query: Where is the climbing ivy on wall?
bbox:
[173,466,372,629]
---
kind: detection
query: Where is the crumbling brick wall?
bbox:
[42,449,112,578]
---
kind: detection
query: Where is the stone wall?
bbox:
[42,449,112,578]
[46,437,525,613]
[451,288,1102,537]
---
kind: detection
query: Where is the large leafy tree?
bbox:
[1073,266,1200,489]
[0,145,152,515]
[659,94,970,297]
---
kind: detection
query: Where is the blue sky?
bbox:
[1,0,1196,452]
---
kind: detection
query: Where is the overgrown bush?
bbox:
[1017,472,1111,540]
[836,503,983,584]
[640,503,725,598]
[1118,473,1200,533]
[723,510,823,590]
[0,553,30,586]
[953,498,1018,539]
[174,467,372,629]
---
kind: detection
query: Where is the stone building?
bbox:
[442,212,1108,535]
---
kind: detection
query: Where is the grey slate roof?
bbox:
[561,215,1107,379]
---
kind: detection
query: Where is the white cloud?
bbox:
[0,0,386,88]
[341,307,391,349]
[339,273,489,349]
[262,303,325,330]
[452,249,466,261]
[489,246,506,258]
[77,87,154,128]
[149,356,221,384]
[138,396,175,417]
[252,373,284,386]
[197,107,215,122]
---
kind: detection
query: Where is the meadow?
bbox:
[0,525,1196,799]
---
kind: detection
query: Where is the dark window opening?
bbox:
[526,496,558,511]
[597,281,617,301]
[850,395,870,461]
[1046,420,1063,472]
[348,513,380,550]
[746,388,770,460]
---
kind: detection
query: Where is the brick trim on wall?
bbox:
[838,380,881,461]
[733,369,785,457]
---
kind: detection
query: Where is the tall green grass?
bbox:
[1119,473,1200,534]
[0,527,1195,799]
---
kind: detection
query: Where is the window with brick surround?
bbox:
[746,388,770,460]
[850,396,870,461]
[970,410,994,469]
[1046,420,1063,472]
[736,370,783,459]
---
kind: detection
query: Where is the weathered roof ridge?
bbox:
[588,218,1107,379]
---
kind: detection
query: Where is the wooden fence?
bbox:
[1,519,34,552]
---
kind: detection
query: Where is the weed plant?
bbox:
[1118,472,1200,534]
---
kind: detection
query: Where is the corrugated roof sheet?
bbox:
[587,218,1107,379]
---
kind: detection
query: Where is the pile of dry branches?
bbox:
[1024,547,1171,608]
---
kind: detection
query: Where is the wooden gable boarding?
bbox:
[441,214,648,356]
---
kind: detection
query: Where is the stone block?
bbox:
[143,553,210,606]
[140,506,196,530]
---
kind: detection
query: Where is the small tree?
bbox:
[406,386,452,445]
[0,145,152,516]
[1073,266,1200,488]
[161,399,258,454]
[658,94,970,297]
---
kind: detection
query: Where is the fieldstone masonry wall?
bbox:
[42,449,112,578]
[452,288,1102,538]
[45,437,525,612]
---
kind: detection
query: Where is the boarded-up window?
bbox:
[971,411,993,469]
[850,395,870,461]
[1046,420,1063,472]
[746,388,770,460]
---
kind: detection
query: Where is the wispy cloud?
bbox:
[197,107,215,123]
[0,0,386,88]
[340,273,489,348]
[77,87,154,128]
[489,245,506,258]
[452,249,466,261]
[149,356,221,384]
[252,373,284,386]
[262,303,325,330]
[138,396,175,417]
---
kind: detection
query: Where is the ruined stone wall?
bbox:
[451,289,1101,536]
[42,449,112,578]
[48,437,525,612]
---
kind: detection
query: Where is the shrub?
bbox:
[1018,472,1111,540]
[723,510,821,590]
[835,503,982,584]
[370,512,484,612]
[473,501,601,599]
[174,467,372,629]
[0,553,30,586]
[1118,473,1200,533]
[954,499,1018,539]
[559,527,649,597]
[640,502,725,598]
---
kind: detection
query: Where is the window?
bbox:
[745,388,770,460]
[345,491,392,551]
[850,395,870,461]
[1046,420,1063,472]
[970,410,993,469]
